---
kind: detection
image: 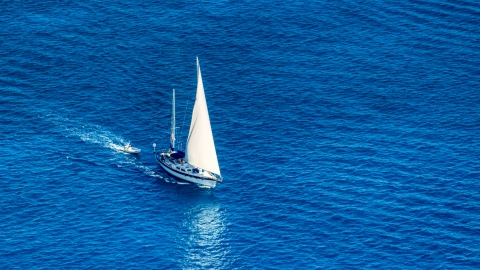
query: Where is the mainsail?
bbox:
[186,57,221,175]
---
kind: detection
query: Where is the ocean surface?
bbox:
[1,0,479,268]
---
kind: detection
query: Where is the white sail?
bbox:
[186,57,221,176]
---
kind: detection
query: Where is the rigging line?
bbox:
[179,100,189,150]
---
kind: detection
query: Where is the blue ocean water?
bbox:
[1,0,479,268]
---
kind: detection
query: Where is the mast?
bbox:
[170,89,175,151]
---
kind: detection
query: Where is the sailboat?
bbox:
[154,57,222,187]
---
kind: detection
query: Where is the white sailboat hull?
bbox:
[156,155,217,188]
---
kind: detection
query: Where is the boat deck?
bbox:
[155,152,220,182]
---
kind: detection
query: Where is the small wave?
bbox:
[177,181,192,185]
[129,160,190,186]
[137,164,163,179]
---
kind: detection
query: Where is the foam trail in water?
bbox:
[35,111,126,151]
[35,110,190,185]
